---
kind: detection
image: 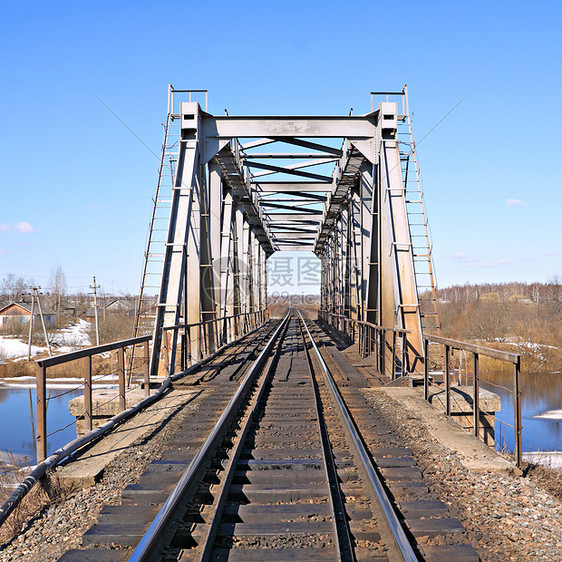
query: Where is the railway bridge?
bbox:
[140,86,439,379]
[0,88,530,561]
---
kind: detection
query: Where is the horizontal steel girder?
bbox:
[244,153,338,159]
[255,182,331,192]
[266,213,322,222]
[202,115,378,139]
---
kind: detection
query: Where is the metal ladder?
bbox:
[399,86,441,336]
[132,86,181,340]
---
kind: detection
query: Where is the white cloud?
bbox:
[482,262,493,267]
[0,249,5,254]
[0,223,10,232]
[451,252,466,259]
[499,259,512,264]
[506,198,524,207]
[14,221,37,233]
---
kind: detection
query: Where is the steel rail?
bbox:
[298,310,417,562]
[197,314,293,560]
[297,314,355,561]
[129,312,291,561]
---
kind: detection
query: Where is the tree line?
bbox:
[435,278,562,372]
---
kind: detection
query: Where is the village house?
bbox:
[104,298,137,316]
[0,302,56,328]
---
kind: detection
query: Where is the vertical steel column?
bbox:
[341,202,351,319]
[242,219,251,315]
[186,164,202,362]
[149,101,201,377]
[350,185,362,322]
[233,207,244,335]
[200,162,219,354]
[366,161,381,326]
[379,101,423,370]
[219,189,234,342]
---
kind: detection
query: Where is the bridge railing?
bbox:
[34,309,269,462]
[318,310,523,468]
[161,309,268,373]
[35,336,152,463]
[318,310,414,379]
[423,334,522,467]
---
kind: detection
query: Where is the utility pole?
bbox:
[90,277,101,346]
[27,286,52,360]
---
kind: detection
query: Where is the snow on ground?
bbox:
[0,337,44,360]
[535,409,562,420]
[49,319,91,347]
[0,373,120,389]
[498,338,559,352]
[523,451,562,468]
[0,320,91,363]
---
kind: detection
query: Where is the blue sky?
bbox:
[0,0,560,295]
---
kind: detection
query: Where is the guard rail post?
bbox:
[83,356,93,432]
[36,363,47,463]
[514,356,522,467]
[143,341,150,397]
[401,332,407,376]
[473,353,479,438]
[118,347,126,411]
[381,329,386,377]
[423,339,429,401]
[444,344,451,416]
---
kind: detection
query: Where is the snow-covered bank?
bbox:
[0,320,91,363]
[523,451,562,468]
[535,409,562,420]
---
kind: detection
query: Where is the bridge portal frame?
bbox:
[149,91,426,376]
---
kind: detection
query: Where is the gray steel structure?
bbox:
[148,87,438,376]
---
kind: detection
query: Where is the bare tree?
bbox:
[0,274,29,302]
[48,265,67,314]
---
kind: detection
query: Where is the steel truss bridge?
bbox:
[137,86,440,377]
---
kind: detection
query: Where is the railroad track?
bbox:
[60,311,478,561]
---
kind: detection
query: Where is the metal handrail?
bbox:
[162,310,265,331]
[299,311,417,561]
[160,309,268,372]
[318,309,415,379]
[424,333,520,364]
[34,309,269,463]
[319,310,410,334]
[422,333,522,467]
[36,335,152,369]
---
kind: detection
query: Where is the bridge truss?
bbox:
[140,86,439,376]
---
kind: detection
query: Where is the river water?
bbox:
[479,370,562,453]
[0,379,120,465]
[0,371,560,465]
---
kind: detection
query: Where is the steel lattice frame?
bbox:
[150,96,425,376]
